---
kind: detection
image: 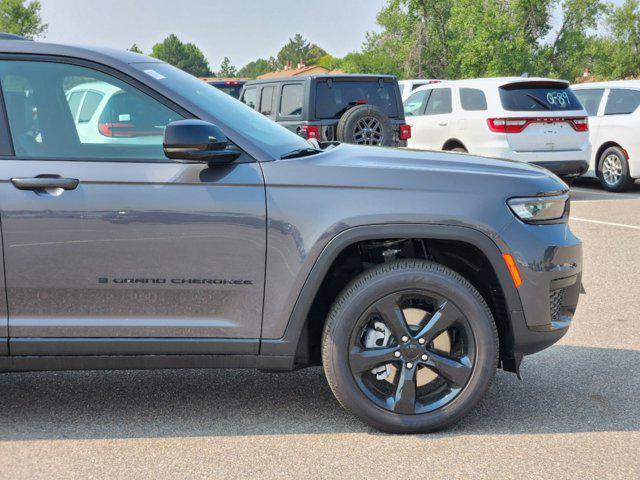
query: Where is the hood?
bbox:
[266,143,565,199]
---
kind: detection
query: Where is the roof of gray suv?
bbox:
[244,74,398,86]
[0,38,161,67]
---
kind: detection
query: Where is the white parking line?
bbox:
[571,217,640,230]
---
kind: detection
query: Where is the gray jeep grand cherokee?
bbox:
[0,38,582,433]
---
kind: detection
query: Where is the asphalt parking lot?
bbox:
[0,179,639,480]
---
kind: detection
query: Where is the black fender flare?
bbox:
[260,224,524,357]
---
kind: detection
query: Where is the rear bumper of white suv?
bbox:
[477,145,590,177]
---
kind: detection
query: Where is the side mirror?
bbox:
[163,119,241,165]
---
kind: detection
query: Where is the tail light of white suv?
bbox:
[487,116,589,133]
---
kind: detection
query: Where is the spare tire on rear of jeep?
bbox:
[336,105,394,146]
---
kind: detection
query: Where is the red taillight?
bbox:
[300,125,320,140]
[487,116,589,134]
[355,99,367,105]
[487,118,528,133]
[570,117,589,131]
[98,123,161,137]
[399,124,412,140]
[225,81,239,85]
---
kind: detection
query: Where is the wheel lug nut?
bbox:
[401,336,409,343]
[394,351,401,358]
[406,362,414,369]
[418,338,426,345]
[421,354,428,361]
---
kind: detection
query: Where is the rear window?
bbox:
[460,88,487,111]
[604,89,640,115]
[573,88,604,116]
[500,83,581,111]
[315,80,398,119]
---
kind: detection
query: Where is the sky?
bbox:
[37,0,628,72]
[38,0,386,71]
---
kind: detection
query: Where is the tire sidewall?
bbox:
[323,262,497,433]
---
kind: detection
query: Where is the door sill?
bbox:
[0,353,295,373]
[9,337,260,356]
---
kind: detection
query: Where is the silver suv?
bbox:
[0,38,583,433]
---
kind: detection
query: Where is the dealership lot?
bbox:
[0,180,638,480]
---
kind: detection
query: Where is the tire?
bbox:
[597,146,635,192]
[451,147,467,153]
[336,105,394,147]
[322,259,498,433]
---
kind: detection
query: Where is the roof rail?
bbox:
[0,33,31,41]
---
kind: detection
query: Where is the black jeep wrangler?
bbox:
[240,74,411,146]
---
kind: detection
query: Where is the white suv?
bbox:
[65,81,179,145]
[572,81,640,192]
[403,78,591,178]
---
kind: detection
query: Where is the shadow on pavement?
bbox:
[0,345,637,440]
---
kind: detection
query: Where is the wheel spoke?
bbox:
[415,300,461,344]
[372,295,412,342]
[391,363,417,413]
[423,352,472,388]
[349,346,398,374]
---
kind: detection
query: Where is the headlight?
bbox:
[507,194,569,223]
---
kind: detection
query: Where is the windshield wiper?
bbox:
[280,148,322,159]
[525,93,551,110]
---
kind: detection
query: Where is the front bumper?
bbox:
[499,218,583,357]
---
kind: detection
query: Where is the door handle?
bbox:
[438,122,448,127]
[11,176,79,191]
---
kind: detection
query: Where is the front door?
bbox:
[0,58,266,356]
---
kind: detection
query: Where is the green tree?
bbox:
[589,0,640,79]
[538,0,604,80]
[277,34,327,67]
[237,57,279,78]
[128,43,144,54]
[351,0,608,81]
[150,34,211,77]
[218,56,237,77]
[0,0,47,39]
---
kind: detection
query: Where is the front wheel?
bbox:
[598,146,635,192]
[322,260,498,433]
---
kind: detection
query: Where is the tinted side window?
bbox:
[280,84,303,116]
[259,86,275,116]
[573,88,604,116]
[241,87,257,109]
[604,89,640,115]
[78,91,103,123]
[403,89,429,116]
[0,60,183,160]
[425,88,452,115]
[460,88,487,111]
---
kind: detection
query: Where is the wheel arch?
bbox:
[260,224,524,369]
[595,141,627,173]
[442,138,467,151]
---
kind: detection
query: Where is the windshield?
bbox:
[133,63,309,159]
[315,79,398,118]
[500,83,582,112]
